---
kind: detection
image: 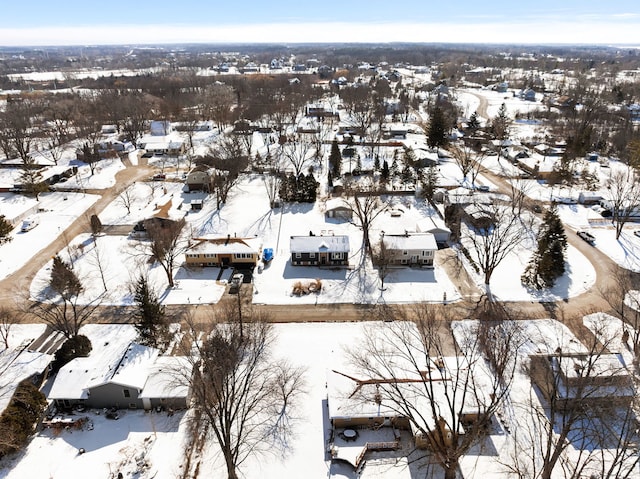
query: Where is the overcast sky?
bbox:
[2,0,640,46]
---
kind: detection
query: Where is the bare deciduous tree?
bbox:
[183,313,306,479]
[280,135,316,178]
[0,307,21,349]
[598,265,640,354]
[27,255,103,338]
[348,304,521,479]
[86,238,109,293]
[263,172,281,209]
[605,168,640,239]
[117,187,138,215]
[202,135,249,209]
[507,316,640,479]
[449,143,485,186]
[141,217,189,288]
[343,177,390,259]
[463,201,525,298]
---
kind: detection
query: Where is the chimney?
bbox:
[226,234,230,245]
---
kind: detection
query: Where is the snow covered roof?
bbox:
[48,324,138,401]
[98,343,159,390]
[189,236,262,255]
[0,347,52,413]
[416,216,451,234]
[327,356,484,432]
[290,234,350,253]
[324,198,351,211]
[139,356,192,400]
[383,232,437,251]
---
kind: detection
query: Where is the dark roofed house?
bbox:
[290,233,350,266]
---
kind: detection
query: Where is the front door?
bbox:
[411,255,418,264]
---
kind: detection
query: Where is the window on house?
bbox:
[309,253,315,258]
[403,250,408,255]
[295,253,301,258]
[123,389,131,398]
[331,252,343,260]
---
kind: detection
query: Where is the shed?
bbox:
[325,198,353,220]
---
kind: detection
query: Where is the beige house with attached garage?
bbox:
[381,232,437,266]
[185,236,262,267]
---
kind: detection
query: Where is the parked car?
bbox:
[21,217,39,232]
[152,173,166,181]
[229,273,244,294]
[475,185,490,192]
[577,231,595,244]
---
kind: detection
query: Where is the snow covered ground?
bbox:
[5,316,636,479]
[0,192,100,281]
[20,164,604,306]
[2,85,632,307]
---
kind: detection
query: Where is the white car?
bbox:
[21,217,39,232]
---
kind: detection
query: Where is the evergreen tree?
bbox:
[422,165,439,201]
[390,158,400,178]
[327,170,333,189]
[0,381,47,457]
[467,111,480,133]
[0,215,12,245]
[401,165,415,186]
[491,103,510,142]
[373,155,380,172]
[521,205,567,289]
[427,106,449,148]
[404,146,418,167]
[18,156,48,200]
[90,214,102,236]
[50,255,83,301]
[52,335,92,372]
[381,159,390,182]
[354,155,362,176]
[328,138,342,177]
[133,274,169,349]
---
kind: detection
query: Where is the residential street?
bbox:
[0,158,628,334]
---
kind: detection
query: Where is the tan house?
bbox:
[381,232,437,266]
[185,236,262,267]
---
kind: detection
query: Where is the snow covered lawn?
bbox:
[0,192,100,281]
